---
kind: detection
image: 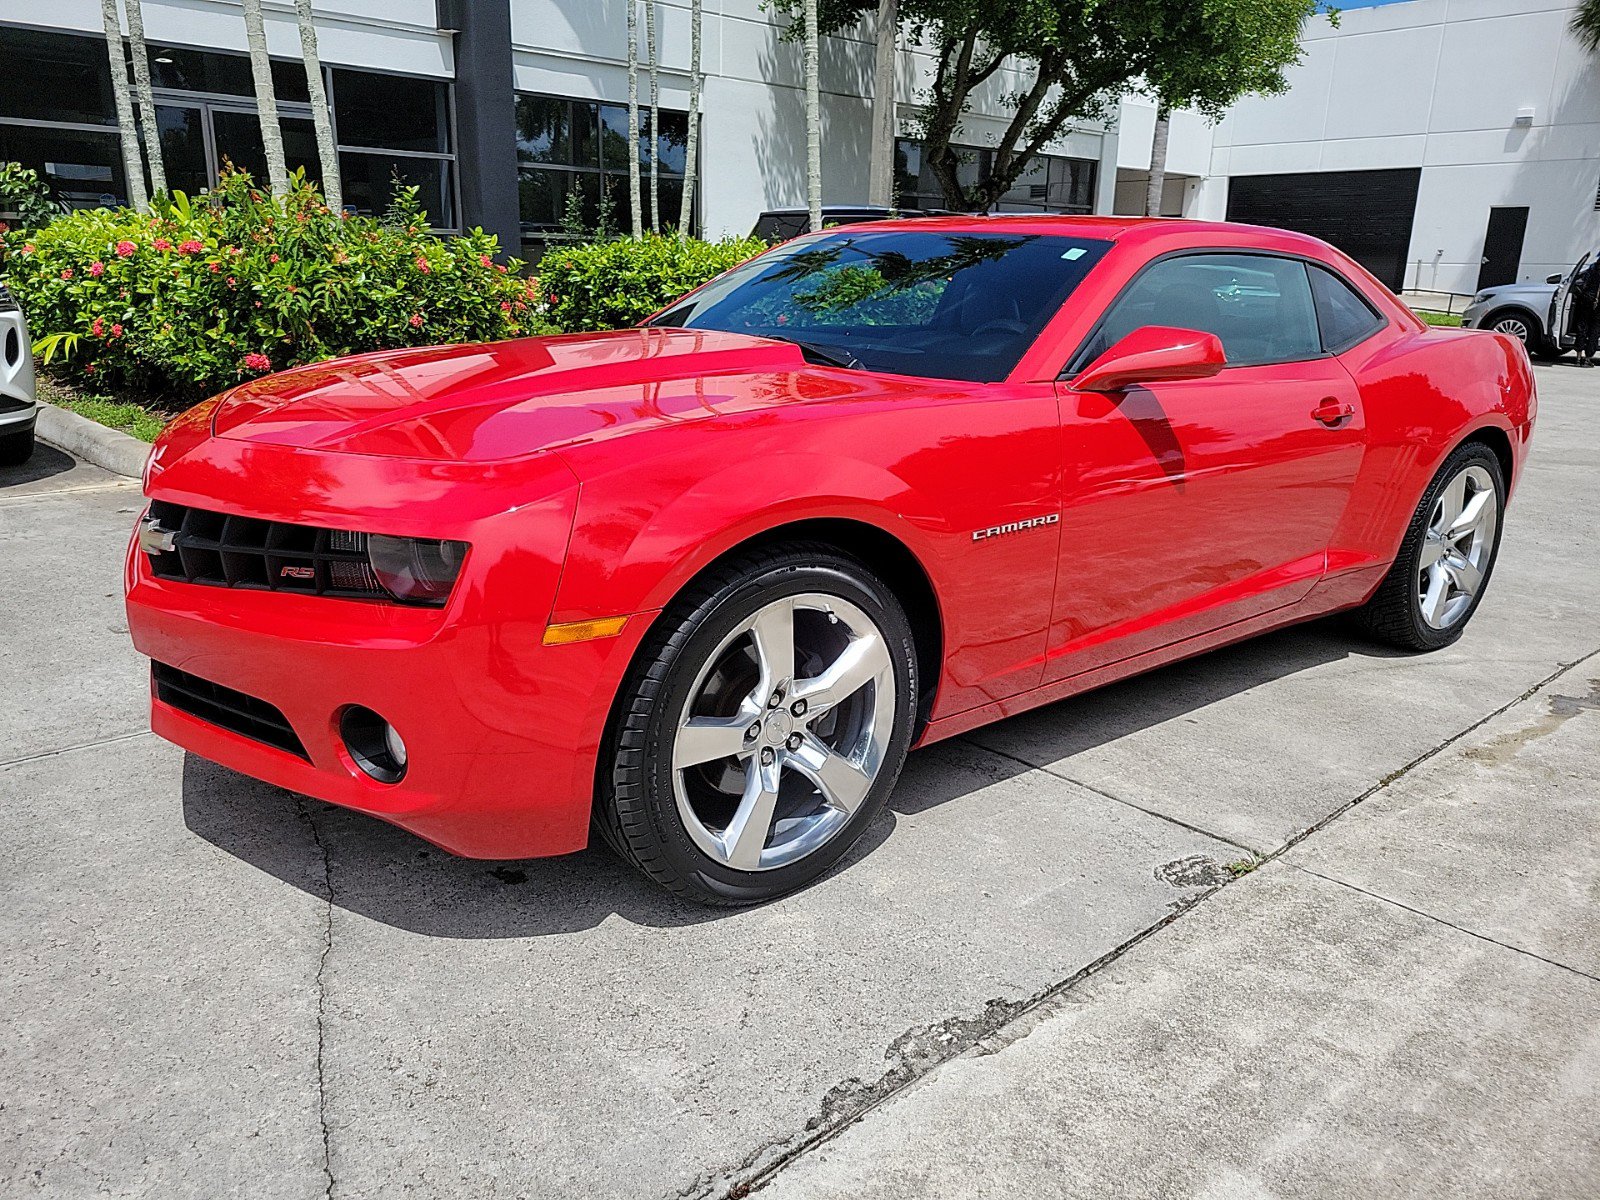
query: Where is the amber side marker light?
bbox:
[543,616,630,646]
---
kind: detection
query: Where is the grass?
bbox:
[1415,310,1463,327]
[35,371,173,444]
[1224,858,1260,879]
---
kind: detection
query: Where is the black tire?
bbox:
[597,544,918,905]
[1352,441,1505,651]
[1483,308,1540,356]
[0,424,34,467]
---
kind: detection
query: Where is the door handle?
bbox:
[1311,397,1355,427]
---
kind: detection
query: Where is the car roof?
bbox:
[810,213,1337,254]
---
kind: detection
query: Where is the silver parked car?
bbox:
[1461,250,1593,358]
[0,280,37,465]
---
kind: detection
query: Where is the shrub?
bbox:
[537,232,767,331]
[0,169,549,399]
[0,163,64,232]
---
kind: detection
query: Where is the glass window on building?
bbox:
[894,138,1097,215]
[333,68,457,231]
[516,93,692,250]
[0,26,127,208]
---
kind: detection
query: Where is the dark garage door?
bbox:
[1225,168,1422,292]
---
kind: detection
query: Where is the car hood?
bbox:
[210,328,818,461]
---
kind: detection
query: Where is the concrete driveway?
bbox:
[3,364,1596,1199]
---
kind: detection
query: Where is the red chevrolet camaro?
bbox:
[125,216,1535,903]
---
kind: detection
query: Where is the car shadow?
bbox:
[0,441,77,488]
[182,615,1404,938]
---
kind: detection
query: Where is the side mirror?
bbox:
[1070,325,1226,393]
[1547,273,1564,285]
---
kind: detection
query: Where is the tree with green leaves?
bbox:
[774,1,1316,214]
[100,0,149,212]
[1142,1,1320,216]
[1573,0,1600,52]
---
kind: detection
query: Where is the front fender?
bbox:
[549,448,945,623]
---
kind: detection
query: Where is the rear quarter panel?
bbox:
[1327,325,1533,579]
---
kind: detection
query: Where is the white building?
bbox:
[1120,0,1600,295]
[4,0,1596,293]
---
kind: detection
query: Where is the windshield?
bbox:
[648,229,1112,382]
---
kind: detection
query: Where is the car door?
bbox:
[1044,252,1367,682]
[1548,251,1591,352]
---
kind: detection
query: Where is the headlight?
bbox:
[1471,292,1494,305]
[366,535,469,604]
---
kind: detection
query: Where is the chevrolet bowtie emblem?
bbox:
[138,515,178,554]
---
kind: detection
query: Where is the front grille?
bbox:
[152,661,309,760]
[145,500,390,602]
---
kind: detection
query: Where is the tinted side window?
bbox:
[1077,253,1322,370]
[1309,265,1386,352]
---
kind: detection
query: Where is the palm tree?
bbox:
[646,0,661,233]
[294,0,342,211]
[100,0,149,211]
[803,0,822,232]
[241,0,289,195]
[678,0,703,234]
[867,0,898,208]
[1574,0,1600,51]
[626,0,643,238]
[123,0,166,197]
[1144,103,1171,216]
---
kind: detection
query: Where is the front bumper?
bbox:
[125,432,650,859]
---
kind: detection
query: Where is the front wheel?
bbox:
[1487,311,1537,355]
[1352,442,1505,651]
[598,545,919,905]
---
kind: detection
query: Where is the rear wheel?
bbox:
[598,545,918,905]
[1352,443,1504,651]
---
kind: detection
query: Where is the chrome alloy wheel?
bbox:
[671,593,897,871]
[1491,315,1533,349]
[1417,463,1499,630]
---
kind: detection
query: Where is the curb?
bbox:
[35,401,151,480]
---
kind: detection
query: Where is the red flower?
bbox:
[409,313,423,328]
[242,352,272,372]
[110,323,123,338]
[115,240,137,258]
[88,261,105,277]
[60,268,73,280]
[153,238,173,251]
[480,255,493,269]
[268,253,280,263]
[415,258,432,274]
[500,300,512,312]
[227,277,238,287]
[178,239,204,255]
[91,318,105,337]
[208,262,221,273]
[21,243,35,255]
[84,363,96,374]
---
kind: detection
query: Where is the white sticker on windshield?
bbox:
[1062,247,1087,260]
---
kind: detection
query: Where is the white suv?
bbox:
[0,280,36,465]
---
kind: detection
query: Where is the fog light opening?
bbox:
[340,706,408,784]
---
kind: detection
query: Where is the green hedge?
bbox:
[0,169,547,399]
[537,232,766,331]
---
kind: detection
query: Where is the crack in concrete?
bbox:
[296,797,337,1200]
[0,729,153,770]
[959,738,1264,855]
[683,645,1600,1200]
[1290,864,1600,985]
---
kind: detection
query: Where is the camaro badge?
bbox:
[972,513,1060,542]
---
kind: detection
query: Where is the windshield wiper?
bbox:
[770,336,863,371]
